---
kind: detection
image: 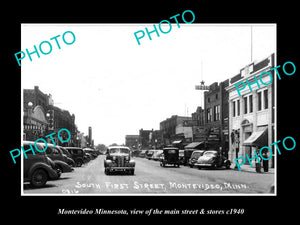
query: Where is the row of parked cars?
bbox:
[136,148,231,169]
[23,141,100,188]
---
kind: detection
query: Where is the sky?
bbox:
[21,23,276,146]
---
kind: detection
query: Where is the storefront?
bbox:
[23,105,48,141]
[226,54,275,168]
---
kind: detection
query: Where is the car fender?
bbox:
[54,160,73,172]
[104,159,112,167]
[224,159,231,165]
[129,160,135,167]
[26,162,54,180]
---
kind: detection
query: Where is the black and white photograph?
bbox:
[20,23,276,195]
[4,4,298,221]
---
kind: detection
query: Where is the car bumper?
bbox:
[195,163,213,167]
[49,168,61,180]
[106,166,134,170]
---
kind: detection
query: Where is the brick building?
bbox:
[23,86,78,146]
[203,79,229,151]
[159,115,192,146]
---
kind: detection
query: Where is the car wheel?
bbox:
[76,159,83,167]
[30,169,48,188]
[129,169,134,175]
[104,168,110,175]
[198,166,202,170]
[189,165,193,168]
[225,162,231,169]
[55,165,63,174]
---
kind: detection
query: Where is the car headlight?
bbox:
[112,156,116,161]
[125,156,129,161]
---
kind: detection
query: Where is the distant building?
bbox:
[191,106,206,142]
[139,129,162,149]
[160,115,192,146]
[125,135,140,150]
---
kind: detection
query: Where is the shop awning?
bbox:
[243,126,268,147]
[184,142,204,149]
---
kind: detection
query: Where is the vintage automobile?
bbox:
[57,146,76,167]
[188,150,205,168]
[42,144,74,173]
[23,141,61,188]
[179,150,185,165]
[65,147,85,167]
[104,146,135,175]
[160,147,180,167]
[145,150,154,160]
[195,150,231,169]
[152,150,163,161]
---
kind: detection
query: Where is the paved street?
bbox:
[23,155,274,195]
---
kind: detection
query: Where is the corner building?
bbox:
[226,53,275,168]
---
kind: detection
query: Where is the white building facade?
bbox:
[226,54,275,168]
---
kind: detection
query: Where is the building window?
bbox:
[214,105,220,121]
[264,89,268,109]
[244,96,248,114]
[216,93,218,99]
[208,97,210,103]
[232,101,236,117]
[249,95,253,113]
[258,91,262,111]
[207,108,212,122]
[237,100,240,116]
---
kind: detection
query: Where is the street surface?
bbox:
[23,155,274,195]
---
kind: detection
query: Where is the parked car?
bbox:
[188,150,205,168]
[42,144,73,173]
[23,141,61,188]
[179,150,185,165]
[57,146,75,167]
[65,147,85,167]
[104,146,135,175]
[160,147,180,167]
[145,150,154,160]
[83,147,98,159]
[152,150,163,161]
[138,150,147,158]
[195,150,231,169]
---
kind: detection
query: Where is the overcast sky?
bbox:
[21,24,276,146]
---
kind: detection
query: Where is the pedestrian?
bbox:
[261,148,269,172]
[234,130,240,169]
[255,150,262,173]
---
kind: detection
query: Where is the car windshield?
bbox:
[167,149,176,153]
[204,151,217,157]
[192,152,202,159]
[109,148,129,154]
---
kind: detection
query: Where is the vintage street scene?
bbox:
[21,24,276,195]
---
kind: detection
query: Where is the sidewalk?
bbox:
[230,163,275,174]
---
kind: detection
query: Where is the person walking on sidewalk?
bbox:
[261,148,269,172]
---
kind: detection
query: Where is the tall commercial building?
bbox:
[225,53,275,167]
[203,79,229,151]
